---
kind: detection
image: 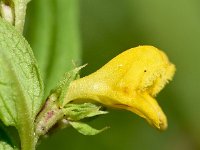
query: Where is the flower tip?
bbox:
[153,111,168,131]
[159,119,168,131]
[126,93,168,131]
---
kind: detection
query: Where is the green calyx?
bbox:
[35,66,108,138]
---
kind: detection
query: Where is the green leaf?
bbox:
[24,0,55,81]
[52,65,86,105]
[0,18,44,149]
[44,0,81,96]
[0,121,20,148]
[69,121,109,136]
[0,141,18,150]
[25,0,81,97]
[64,103,108,121]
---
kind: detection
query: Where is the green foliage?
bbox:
[52,65,86,105]
[0,18,43,149]
[0,121,20,148]
[0,141,17,150]
[69,121,108,136]
[0,0,82,149]
[34,66,108,137]
[25,0,81,97]
[64,103,108,135]
[64,103,108,121]
[0,18,44,125]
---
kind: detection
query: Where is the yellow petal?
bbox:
[64,45,175,130]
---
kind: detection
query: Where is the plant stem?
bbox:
[13,0,28,32]
[18,125,35,150]
[35,93,65,137]
[0,1,15,24]
[0,0,31,32]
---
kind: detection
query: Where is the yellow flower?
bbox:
[63,46,175,130]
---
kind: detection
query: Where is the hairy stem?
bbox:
[35,93,65,137]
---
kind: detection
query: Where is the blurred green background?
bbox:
[25,0,200,150]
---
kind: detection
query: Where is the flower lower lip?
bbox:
[123,93,168,131]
